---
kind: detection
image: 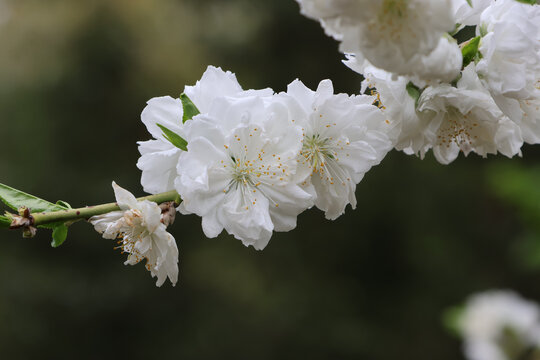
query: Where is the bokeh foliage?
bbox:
[1,1,540,359]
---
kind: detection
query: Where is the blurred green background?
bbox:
[1,1,540,359]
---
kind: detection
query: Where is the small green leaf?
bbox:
[180,93,200,123]
[0,183,68,213]
[157,123,188,151]
[462,36,481,68]
[56,200,72,209]
[515,0,537,5]
[466,0,472,6]
[51,223,68,248]
[406,82,422,108]
[0,215,10,229]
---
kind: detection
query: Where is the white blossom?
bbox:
[281,79,394,219]
[296,0,457,80]
[175,95,313,250]
[477,0,540,100]
[137,66,272,195]
[459,290,540,360]
[89,182,179,287]
[417,64,522,164]
[360,63,523,164]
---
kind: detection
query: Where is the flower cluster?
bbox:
[457,290,540,360]
[138,66,395,250]
[300,0,540,164]
[87,0,540,285]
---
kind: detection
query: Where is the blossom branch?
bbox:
[9,190,181,229]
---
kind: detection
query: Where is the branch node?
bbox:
[159,201,176,227]
[9,207,37,237]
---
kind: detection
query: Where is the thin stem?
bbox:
[30,191,181,227]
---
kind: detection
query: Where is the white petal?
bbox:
[141,96,184,141]
[184,65,243,113]
[89,211,124,239]
[112,182,138,210]
[137,140,181,194]
[201,212,224,238]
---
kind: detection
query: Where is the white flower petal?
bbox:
[184,65,272,115]
[137,140,182,194]
[89,211,124,239]
[141,96,184,142]
[451,0,491,26]
[112,182,138,210]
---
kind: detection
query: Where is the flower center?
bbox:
[300,132,353,188]
[223,149,288,210]
[301,134,335,174]
[113,210,154,268]
[437,107,479,150]
[371,0,416,44]
[380,0,408,19]
[229,156,258,189]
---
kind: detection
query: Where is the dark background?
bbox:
[1,1,540,359]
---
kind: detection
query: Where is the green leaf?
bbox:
[466,0,472,6]
[0,183,68,213]
[406,82,422,108]
[157,123,188,151]
[462,36,481,68]
[56,200,72,209]
[0,184,72,247]
[51,223,68,248]
[180,93,200,123]
[515,0,537,5]
[0,215,10,229]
